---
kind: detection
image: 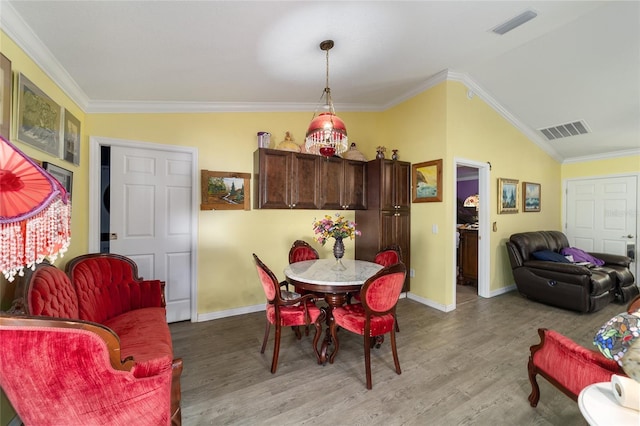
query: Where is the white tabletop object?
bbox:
[284,259,383,286]
[578,382,640,426]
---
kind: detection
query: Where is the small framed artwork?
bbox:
[201,170,251,211]
[0,53,11,139]
[16,73,63,157]
[498,178,519,214]
[63,109,81,165]
[523,182,541,212]
[43,162,73,196]
[412,159,443,203]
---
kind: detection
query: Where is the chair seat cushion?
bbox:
[266,302,321,327]
[103,307,173,364]
[334,303,395,336]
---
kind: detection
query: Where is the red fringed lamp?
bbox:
[305,40,348,158]
[0,137,71,281]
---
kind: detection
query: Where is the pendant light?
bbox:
[305,40,348,158]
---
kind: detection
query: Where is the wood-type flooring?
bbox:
[170,290,625,425]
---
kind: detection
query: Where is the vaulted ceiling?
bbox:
[2,1,638,162]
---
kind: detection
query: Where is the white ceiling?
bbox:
[2,1,639,163]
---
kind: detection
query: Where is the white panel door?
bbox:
[566,175,637,279]
[110,146,193,322]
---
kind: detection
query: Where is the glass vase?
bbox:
[332,237,347,270]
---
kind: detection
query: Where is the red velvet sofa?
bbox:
[4,253,182,425]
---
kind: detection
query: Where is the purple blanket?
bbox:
[560,247,605,266]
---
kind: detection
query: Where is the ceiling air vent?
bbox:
[538,120,590,141]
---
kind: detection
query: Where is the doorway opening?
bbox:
[453,158,490,307]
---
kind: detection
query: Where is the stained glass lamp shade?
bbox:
[0,136,71,281]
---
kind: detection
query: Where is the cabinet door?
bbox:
[290,153,320,209]
[343,160,367,210]
[380,160,396,210]
[460,230,478,281]
[394,162,411,209]
[319,157,344,210]
[257,149,291,209]
[380,210,411,290]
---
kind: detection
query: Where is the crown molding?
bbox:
[85,100,379,114]
[0,2,89,110]
[562,148,640,164]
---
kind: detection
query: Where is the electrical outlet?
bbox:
[409,268,415,278]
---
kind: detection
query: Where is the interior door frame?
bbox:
[453,158,491,303]
[88,136,199,322]
[563,171,639,281]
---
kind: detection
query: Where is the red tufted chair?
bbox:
[329,263,407,389]
[253,254,324,373]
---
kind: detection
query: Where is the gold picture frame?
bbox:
[498,178,519,214]
[412,159,443,203]
[523,182,541,212]
[0,53,10,139]
[16,73,62,157]
[201,170,251,211]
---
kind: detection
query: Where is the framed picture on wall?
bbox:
[498,177,519,214]
[200,170,251,210]
[0,53,11,140]
[43,162,73,198]
[16,73,63,157]
[63,109,81,165]
[412,159,443,202]
[523,182,541,212]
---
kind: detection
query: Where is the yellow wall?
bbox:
[562,155,640,179]
[86,111,386,314]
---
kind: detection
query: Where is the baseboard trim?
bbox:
[194,287,516,322]
[406,292,456,312]
[197,303,265,322]
[490,284,517,298]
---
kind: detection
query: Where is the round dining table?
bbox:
[284,258,383,364]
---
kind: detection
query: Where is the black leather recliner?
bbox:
[506,231,637,313]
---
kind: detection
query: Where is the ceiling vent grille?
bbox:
[538,120,590,140]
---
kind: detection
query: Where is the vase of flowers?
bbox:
[312,213,361,270]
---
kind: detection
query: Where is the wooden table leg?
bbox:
[318,293,347,364]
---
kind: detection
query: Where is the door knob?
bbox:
[623,234,634,238]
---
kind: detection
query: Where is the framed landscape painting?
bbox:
[412,159,443,202]
[16,73,62,157]
[523,182,541,212]
[498,178,519,214]
[201,170,250,210]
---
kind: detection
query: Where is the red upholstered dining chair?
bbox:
[253,254,324,373]
[280,240,320,292]
[374,244,402,268]
[329,263,407,389]
[354,245,403,333]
